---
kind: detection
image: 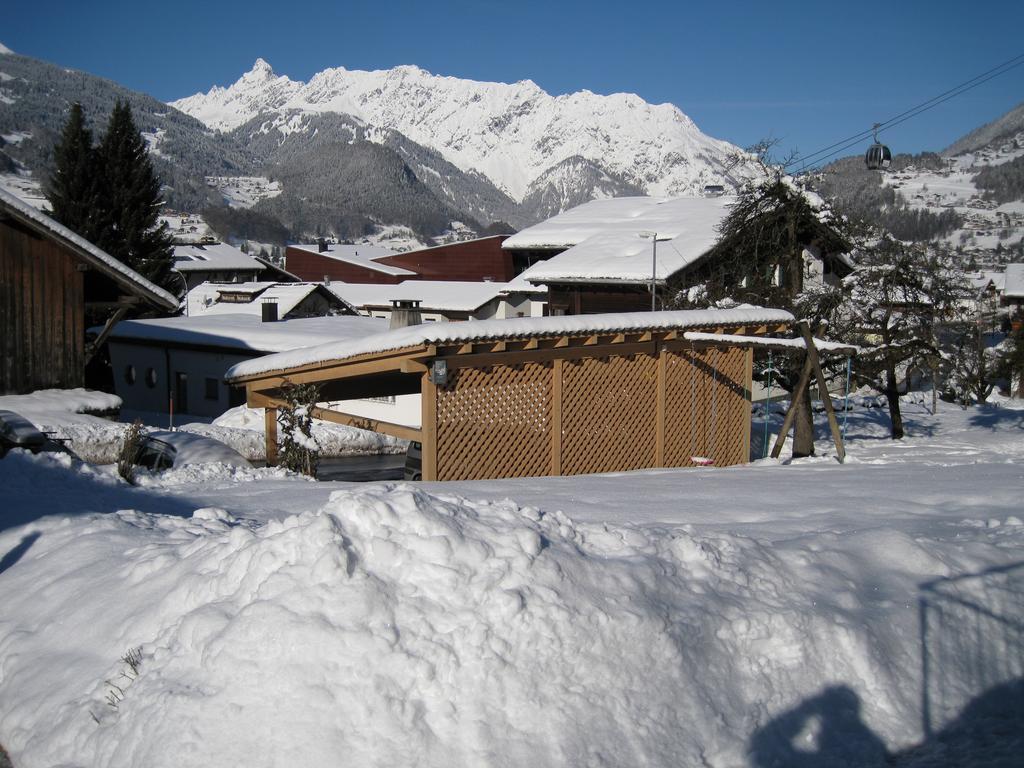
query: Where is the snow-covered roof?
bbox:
[226,306,793,381]
[103,314,387,354]
[503,196,733,252]
[289,242,413,276]
[1003,263,1024,298]
[510,196,734,284]
[0,186,178,310]
[326,280,534,313]
[186,282,356,317]
[172,242,266,273]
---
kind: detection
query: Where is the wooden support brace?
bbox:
[797,321,846,463]
[770,324,818,460]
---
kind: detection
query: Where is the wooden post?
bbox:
[797,321,846,463]
[421,371,438,481]
[655,349,666,466]
[742,346,753,462]
[264,406,278,466]
[551,358,563,475]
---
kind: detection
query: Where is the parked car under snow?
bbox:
[130,430,252,472]
[0,410,77,459]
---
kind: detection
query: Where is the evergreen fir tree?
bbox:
[46,102,100,240]
[93,101,173,287]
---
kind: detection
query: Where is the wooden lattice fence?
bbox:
[433,345,751,481]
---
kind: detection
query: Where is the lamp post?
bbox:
[170,269,189,316]
[638,231,670,311]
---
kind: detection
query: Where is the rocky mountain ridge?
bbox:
[172,59,750,205]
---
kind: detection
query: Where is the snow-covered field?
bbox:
[0,397,1021,767]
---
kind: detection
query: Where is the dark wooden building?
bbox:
[286,235,513,284]
[0,189,178,394]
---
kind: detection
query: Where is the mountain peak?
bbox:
[245,58,276,81]
[0,41,14,55]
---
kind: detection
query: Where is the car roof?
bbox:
[0,410,47,447]
[146,430,251,469]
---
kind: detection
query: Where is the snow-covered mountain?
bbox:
[172,60,750,204]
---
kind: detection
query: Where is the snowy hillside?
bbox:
[883,131,1024,262]
[172,60,752,204]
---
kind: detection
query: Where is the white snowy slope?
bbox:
[0,397,1021,767]
[172,59,750,202]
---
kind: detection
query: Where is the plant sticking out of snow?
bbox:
[116,421,145,485]
[94,646,144,722]
[277,380,320,477]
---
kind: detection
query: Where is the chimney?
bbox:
[261,299,279,322]
[317,238,328,253]
[389,299,422,329]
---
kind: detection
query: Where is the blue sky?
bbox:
[5,1,1023,163]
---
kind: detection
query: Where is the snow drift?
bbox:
[1,477,1020,767]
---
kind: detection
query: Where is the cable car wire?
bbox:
[783,51,1024,172]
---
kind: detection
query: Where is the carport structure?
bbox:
[225,308,793,481]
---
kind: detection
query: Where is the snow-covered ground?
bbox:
[0,396,1021,767]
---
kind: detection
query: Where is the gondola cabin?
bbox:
[865,142,892,170]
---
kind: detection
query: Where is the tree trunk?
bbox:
[885,364,904,439]
[792,386,815,457]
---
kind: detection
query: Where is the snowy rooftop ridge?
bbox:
[0,187,178,309]
[103,313,387,354]
[226,306,794,381]
[509,196,734,284]
[289,242,412,276]
[173,242,265,272]
[325,280,535,313]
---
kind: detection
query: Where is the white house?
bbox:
[185,281,358,320]
[102,314,420,421]
[506,195,852,314]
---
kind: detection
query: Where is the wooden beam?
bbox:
[265,406,279,466]
[229,344,431,385]
[246,354,423,391]
[797,321,846,463]
[309,406,422,443]
[85,306,128,365]
[400,359,427,373]
[439,340,660,370]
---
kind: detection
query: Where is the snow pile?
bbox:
[1,477,1021,766]
[0,389,127,463]
[179,404,405,459]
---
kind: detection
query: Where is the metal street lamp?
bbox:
[170,269,189,316]
[638,231,671,311]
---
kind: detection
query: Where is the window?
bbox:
[175,373,188,414]
[145,368,157,388]
[124,365,136,385]
[205,377,219,401]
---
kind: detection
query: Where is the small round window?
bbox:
[145,368,158,388]
[124,365,136,385]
